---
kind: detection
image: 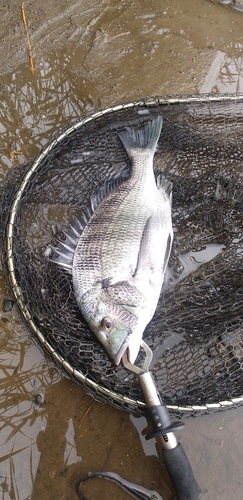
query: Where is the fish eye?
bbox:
[101,317,114,332]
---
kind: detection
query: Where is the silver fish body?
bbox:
[50,117,173,365]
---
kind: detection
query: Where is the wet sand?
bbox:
[0,1,243,499]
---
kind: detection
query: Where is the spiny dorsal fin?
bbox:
[91,174,128,212]
[46,175,127,272]
[46,206,93,273]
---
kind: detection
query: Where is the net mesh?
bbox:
[1,94,243,416]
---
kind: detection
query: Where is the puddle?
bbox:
[0,56,97,178]
[214,55,243,93]
[201,52,243,93]
[0,1,243,499]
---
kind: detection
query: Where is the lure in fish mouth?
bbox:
[47,116,173,365]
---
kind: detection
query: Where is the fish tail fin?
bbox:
[117,116,163,159]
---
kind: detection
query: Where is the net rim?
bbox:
[5,93,243,414]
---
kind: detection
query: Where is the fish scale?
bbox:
[90,156,157,283]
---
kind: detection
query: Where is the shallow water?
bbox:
[0,1,243,499]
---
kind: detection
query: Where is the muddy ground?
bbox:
[0,1,243,499]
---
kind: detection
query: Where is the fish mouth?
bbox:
[112,339,130,365]
[113,330,142,366]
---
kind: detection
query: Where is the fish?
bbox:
[48,117,173,365]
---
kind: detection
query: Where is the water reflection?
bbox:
[0,258,61,499]
[0,307,60,499]
[30,378,171,500]
[213,55,243,93]
[0,55,99,176]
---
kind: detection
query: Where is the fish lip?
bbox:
[112,340,129,365]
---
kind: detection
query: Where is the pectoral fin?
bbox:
[132,217,153,279]
[163,232,173,273]
[133,216,173,286]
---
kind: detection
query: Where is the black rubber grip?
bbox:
[162,442,202,500]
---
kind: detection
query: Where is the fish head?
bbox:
[80,284,145,365]
[93,315,130,365]
[89,305,139,365]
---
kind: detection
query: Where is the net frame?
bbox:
[3,93,243,415]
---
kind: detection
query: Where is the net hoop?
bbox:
[5,93,243,414]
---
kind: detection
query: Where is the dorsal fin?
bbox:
[46,175,127,272]
[46,206,93,274]
[91,174,128,212]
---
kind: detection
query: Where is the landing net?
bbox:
[1,94,243,415]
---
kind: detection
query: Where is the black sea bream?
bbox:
[49,117,173,365]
